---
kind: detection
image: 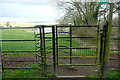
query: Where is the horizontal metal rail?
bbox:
[111,38,120,40]
[1,27,40,29]
[58,56,97,58]
[2,51,40,53]
[112,25,120,27]
[57,32,70,33]
[3,60,38,62]
[57,25,99,27]
[58,47,97,49]
[0,40,39,41]
[58,64,97,66]
[57,37,96,38]
[3,68,42,70]
[45,47,97,49]
[35,37,96,39]
[110,49,120,51]
[1,38,118,42]
[109,59,120,60]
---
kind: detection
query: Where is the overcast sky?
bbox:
[0,0,61,23]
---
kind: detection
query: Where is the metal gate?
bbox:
[35,25,100,70]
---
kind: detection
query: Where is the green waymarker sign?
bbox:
[98,0,109,4]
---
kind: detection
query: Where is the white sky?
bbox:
[0,0,61,23]
[0,0,119,23]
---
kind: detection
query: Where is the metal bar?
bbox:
[1,27,39,29]
[100,23,108,78]
[57,25,99,27]
[58,47,97,49]
[58,56,97,58]
[70,25,72,64]
[44,32,52,34]
[57,37,95,38]
[33,37,96,39]
[45,48,97,49]
[52,26,56,71]
[109,59,120,60]
[111,38,120,40]
[57,46,69,47]
[57,32,70,33]
[3,68,42,69]
[99,32,104,63]
[110,49,120,51]
[2,51,39,53]
[112,25,120,27]
[108,66,120,68]
[58,64,97,66]
[56,25,58,66]
[3,60,38,62]
[0,40,40,41]
[42,26,46,70]
[34,30,37,51]
[39,27,44,68]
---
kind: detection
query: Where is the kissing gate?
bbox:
[1,24,119,77]
[34,25,100,71]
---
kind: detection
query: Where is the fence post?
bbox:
[99,3,114,78]
[99,23,108,78]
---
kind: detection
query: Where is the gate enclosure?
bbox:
[1,24,119,77]
[35,25,100,74]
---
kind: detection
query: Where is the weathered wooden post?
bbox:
[100,3,114,78]
[117,1,120,73]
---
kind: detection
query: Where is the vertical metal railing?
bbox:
[52,26,56,71]
[69,25,72,64]
[55,25,59,66]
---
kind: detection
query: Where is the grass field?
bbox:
[2,29,96,55]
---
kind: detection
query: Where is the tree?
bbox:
[56,0,117,25]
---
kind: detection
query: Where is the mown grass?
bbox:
[3,64,55,78]
[106,72,120,78]
[2,29,96,55]
[86,72,120,78]
[2,29,35,52]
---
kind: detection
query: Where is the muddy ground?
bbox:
[1,53,120,76]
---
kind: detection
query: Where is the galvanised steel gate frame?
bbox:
[1,24,119,78]
[35,25,100,71]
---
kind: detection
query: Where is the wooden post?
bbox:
[118,1,120,72]
[118,2,120,51]
[100,3,114,78]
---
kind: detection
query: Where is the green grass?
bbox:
[106,72,120,78]
[2,29,97,55]
[2,29,35,51]
[3,64,55,78]
[86,72,120,78]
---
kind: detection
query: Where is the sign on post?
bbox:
[98,0,109,4]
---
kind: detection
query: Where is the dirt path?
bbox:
[2,53,120,76]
